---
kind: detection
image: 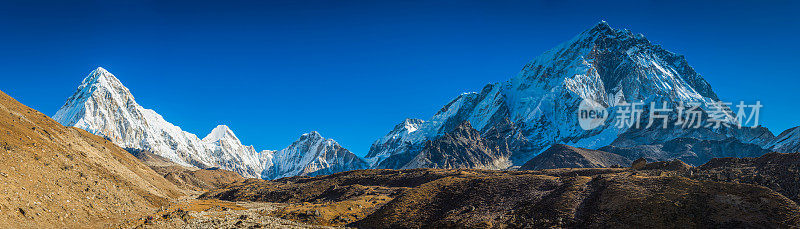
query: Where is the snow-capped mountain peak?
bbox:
[53,67,138,128]
[368,21,772,169]
[54,67,368,179]
[400,118,422,132]
[301,131,324,140]
[81,67,118,86]
[264,131,367,179]
[54,67,272,177]
[79,67,135,103]
[203,125,241,143]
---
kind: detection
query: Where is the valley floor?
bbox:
[135,195,343,229]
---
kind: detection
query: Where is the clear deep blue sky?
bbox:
[1,0,798,156]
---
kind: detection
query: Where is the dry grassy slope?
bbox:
[130,150,245,191]
[202,168,800,228]
[0,90,183,228]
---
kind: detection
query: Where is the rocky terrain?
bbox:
[201,164,800,228]
[134,198,337,229]
[693,152,800,204]
[0,90,183,228]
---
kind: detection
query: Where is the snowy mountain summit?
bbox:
[265,131,368,179]
[204,125,241,143]
[54,67,363,179]
[365,21,774,169]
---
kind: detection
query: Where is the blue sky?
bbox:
[1,0,798,156]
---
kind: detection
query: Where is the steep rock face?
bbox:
[482,117,532,164]
[520,144,631,170]
[601,137,770,166]
[402,121,511,170]
[366,118,424,168]
[264,131,368,180]
[0,89,182,228]
[767,126,800,153]
[368,21,774,169]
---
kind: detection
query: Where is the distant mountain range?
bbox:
[53,67,366,179]
[53,22,800,179]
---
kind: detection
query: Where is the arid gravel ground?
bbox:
[135,196,345,229]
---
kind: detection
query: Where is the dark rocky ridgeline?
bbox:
[693,152,800,204]
[200,167,800,228]
[519,144,631,170]
[600,137,770,166]
[519,139,770,172]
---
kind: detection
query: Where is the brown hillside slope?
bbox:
[0,90,182,228]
